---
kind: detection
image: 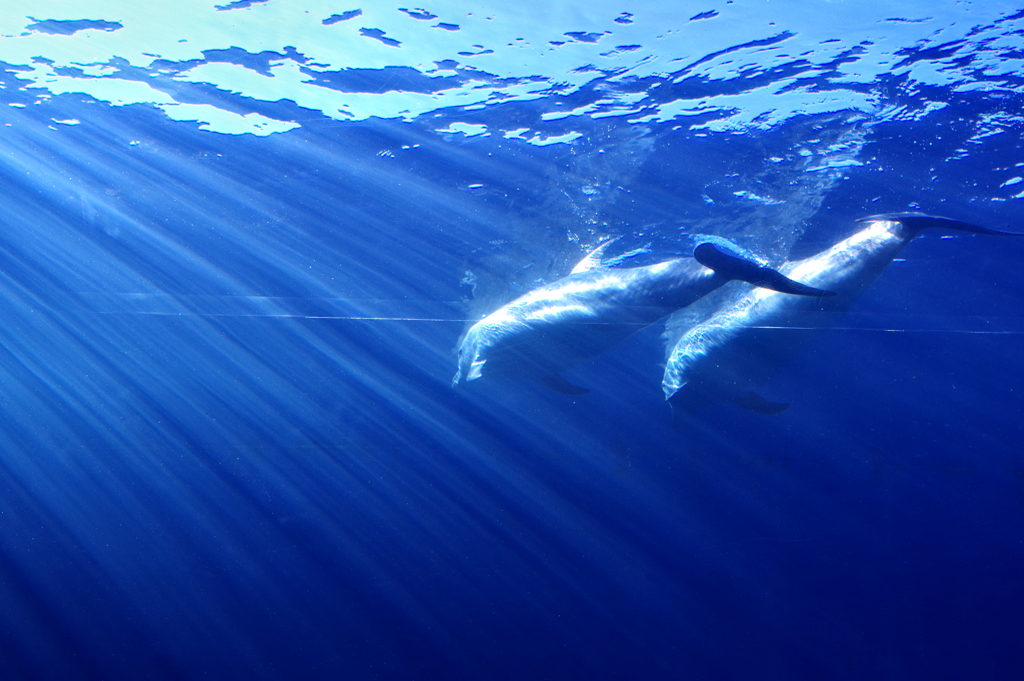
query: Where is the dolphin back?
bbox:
[858,212,1024,237]
[693,243,836,297]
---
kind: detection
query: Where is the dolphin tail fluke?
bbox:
[693,243,836,297]
[858,213,1024,237]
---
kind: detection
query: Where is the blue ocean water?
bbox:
[0,2,1022,679]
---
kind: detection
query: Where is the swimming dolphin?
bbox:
[454,240,834,394]
[662,213,1022,414]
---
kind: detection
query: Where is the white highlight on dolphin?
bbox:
[454,240,833,394]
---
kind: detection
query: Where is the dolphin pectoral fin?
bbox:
[464,359,485,382]
[734,391,790,415]
[536,374,590,395]
[692,243,836,297]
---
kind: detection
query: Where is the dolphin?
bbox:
[454,240,834,394]
[662,213,1022,414]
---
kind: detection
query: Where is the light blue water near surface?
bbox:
[0,2,1022,680]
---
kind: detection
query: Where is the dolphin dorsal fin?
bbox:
[570,237,620,274]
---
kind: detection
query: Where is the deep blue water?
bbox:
[0,2,1022,680]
